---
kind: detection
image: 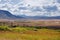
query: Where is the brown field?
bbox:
[0,19,60,27]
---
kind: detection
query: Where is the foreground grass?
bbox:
[0,26,60,40]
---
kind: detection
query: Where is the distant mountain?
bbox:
[22,16,60,19]
[0,10,60,20]
[0,10,23,19]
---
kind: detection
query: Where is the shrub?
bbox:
[0,26,9,31]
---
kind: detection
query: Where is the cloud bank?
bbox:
[0,0,60,16]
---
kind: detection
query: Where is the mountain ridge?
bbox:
[0,10,60,20]
[0,10,24,19]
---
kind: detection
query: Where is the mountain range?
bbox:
[0,10,60,20]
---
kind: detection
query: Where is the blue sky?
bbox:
[0,0,60,16]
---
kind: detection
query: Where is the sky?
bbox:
[0,0,60,16]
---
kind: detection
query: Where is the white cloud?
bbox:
[0,0,60,16]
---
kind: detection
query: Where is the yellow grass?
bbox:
[0,29,60,40]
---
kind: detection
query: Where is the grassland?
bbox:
[0,26,60,40]
[0,20,60,40]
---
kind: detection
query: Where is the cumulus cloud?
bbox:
[0,0,60,16]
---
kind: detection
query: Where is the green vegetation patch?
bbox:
[0,26,37,32]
